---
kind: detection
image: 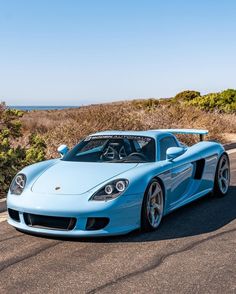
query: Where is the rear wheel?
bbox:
[141,179,164,232]
[213,153,230,197]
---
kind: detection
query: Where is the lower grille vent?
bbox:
[23,213,76,231]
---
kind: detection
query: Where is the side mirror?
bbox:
[166,147,186,160]
[57,144,69,157]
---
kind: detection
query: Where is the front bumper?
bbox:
[7,190,142,237]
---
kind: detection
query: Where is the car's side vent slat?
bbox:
[194,159,205,179]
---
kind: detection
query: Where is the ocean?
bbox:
[9,106,80,111]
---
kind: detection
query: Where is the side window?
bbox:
[159,137,178,160]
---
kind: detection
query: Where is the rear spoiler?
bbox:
[156,129,209,141]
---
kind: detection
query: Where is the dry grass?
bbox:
[19,100,236,158]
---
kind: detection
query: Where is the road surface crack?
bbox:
[0,241,61,273]
[88,228,236,293]
[0,234,23,243]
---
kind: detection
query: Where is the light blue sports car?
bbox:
[7,129,230,237]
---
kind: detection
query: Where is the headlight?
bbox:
[10,174,27,195]
[90,179,129,201]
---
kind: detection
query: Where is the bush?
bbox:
[0,103,46,197]
[131,98,160,110]
[187,89,236,112]
[174,90,201,101]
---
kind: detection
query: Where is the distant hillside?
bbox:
[1,89,236,197]
[19,89,236,158]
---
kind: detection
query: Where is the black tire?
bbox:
[141,179,164,232]
[213,153,230,198]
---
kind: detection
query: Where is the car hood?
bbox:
[31,160,138,195]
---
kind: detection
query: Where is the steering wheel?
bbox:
[126,152,148,161]
[100,146,119,161]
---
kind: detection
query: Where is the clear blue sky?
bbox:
[0,0,236,105]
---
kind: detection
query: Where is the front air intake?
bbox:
[86,217,110,230]
[23,213,76,231]
[8,209,20,222]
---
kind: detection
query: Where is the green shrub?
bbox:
[0,103,47,197]
[132,98,160,110]
[187,89,236,112]
[174,90,201,101]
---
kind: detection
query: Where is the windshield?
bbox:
[62,135,156,163]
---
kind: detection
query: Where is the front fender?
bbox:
[8,159,60,195]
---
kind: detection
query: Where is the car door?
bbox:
[170,159,194,208]
[159,136,194,209]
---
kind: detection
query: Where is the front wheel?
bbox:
[213,153,230,197]
[141,179,164,232]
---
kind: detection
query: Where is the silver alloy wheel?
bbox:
[218,155,230,194]
[146,181,164,228]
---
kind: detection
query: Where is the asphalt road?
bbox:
[0,153,235,294]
